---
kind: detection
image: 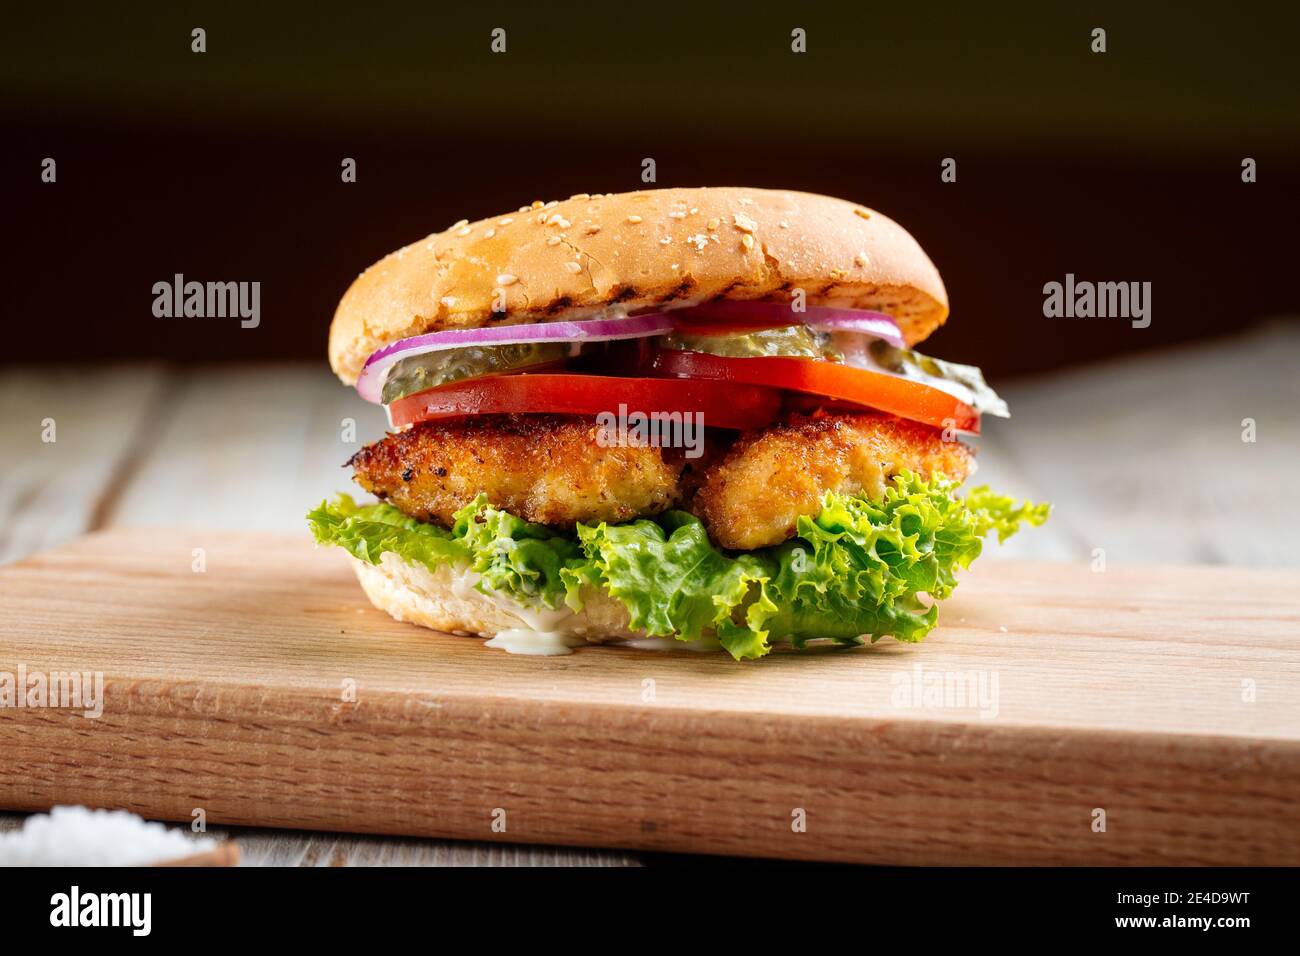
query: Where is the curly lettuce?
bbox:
[307,494,579,610]
[308,473,1049,661]
[567,512,775,660]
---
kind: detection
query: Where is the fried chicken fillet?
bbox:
[690,413,973,549]
[350,412,972,548]
[349,415,685,527]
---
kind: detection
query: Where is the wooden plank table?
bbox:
[2,320,1297,865]
[2,531,1297,865]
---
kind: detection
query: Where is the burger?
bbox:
[309,187,1047,659]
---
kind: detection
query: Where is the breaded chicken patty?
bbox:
[689,413,974,549]
[351,412,972,546]
[349,415,684,527]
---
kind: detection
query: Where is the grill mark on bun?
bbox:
[542,295,574,316]
[709,279,745,302]
[657,277,697,303]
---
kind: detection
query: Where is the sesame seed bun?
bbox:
[329,187,949,386]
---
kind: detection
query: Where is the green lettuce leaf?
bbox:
[307,494,469,568]
[754,474,1048,650]
[307,493,581,610]
[450,496,585,609]
[308,473,1049,662]
[568,511,774,660]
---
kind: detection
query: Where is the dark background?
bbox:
[4,1,1297,379]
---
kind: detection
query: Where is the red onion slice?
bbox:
[802,310,906,347]
[355,313,676,403]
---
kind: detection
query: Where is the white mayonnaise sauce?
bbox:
[445,565,588,654]
[485,629,589,656]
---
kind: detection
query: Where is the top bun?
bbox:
[329,187,948,385]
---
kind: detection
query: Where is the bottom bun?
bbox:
[350,552,644,651]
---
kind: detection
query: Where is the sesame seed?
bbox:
[547,214,571,228]
[741,234,755,250]
[779,221,790,229]
[569,192,590,201]
[564,261,582,273]
[450,219,469,229]
[734,213,758,233]
[689,207,698,215]
[440,296,457,308]
[660,236,671,245]
[456,226,472,237]
[669,210,686,219]
[854,208,872,220]
[546,235,562,246]
[544,200,559,209]
[855,252,870,267]
[585,225,601,235]
[498,217,514,225]
[519,206,531,213]
[706,218,720,230]
[626,215,643,223]
[496,273,518,285]
[531,200,545,209]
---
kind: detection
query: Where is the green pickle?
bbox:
[868,340,1010,417]
[657,324,840,360]
[381,342,570,404]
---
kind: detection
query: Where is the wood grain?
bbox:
[0,364,167,564]
[984,321,1300,567]
[152,842,240,867]
[2,528,1297,865]
[99,364,387,534]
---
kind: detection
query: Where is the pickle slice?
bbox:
[866,340,1010,418]
[657,325,840,360]
[380,342,571,404]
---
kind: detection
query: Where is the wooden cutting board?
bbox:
[2,528,1298,865]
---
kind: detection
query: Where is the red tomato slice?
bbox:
[648,350,980,433]
[388,373,784,431]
